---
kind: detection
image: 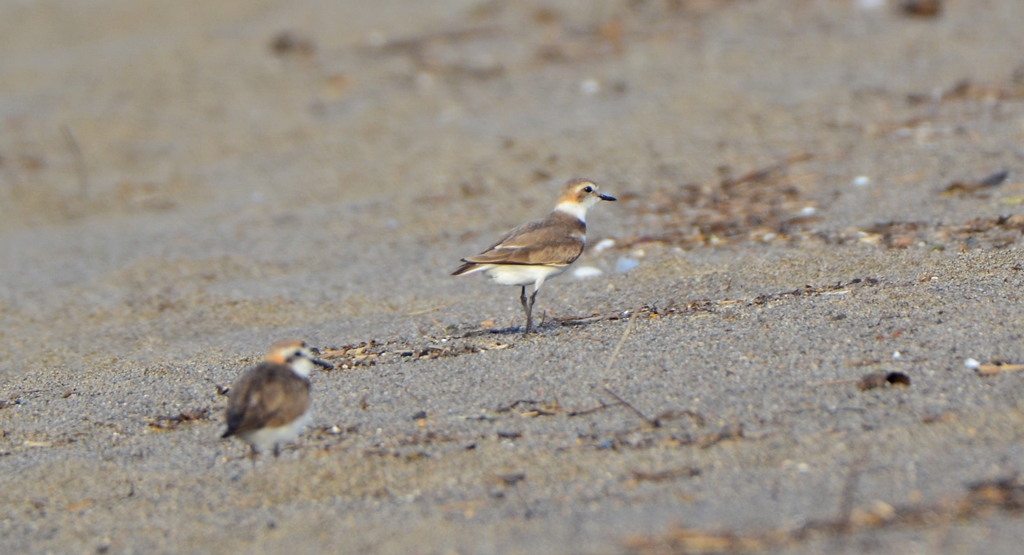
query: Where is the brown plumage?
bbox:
[452,211,586,273]
[222,362,311,439]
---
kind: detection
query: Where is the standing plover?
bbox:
[222,340,332,457]
[453,178,616,333]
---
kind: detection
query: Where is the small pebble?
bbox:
[592,238,616,253]
[964,358,980,370]
[580,79,600,95]
[614,257,639,273]
[853,176,872,187]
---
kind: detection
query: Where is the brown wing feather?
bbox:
[222,363,310,437]
[451,261,479,276]
[460,213,586,267]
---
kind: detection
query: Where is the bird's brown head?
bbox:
[265,339,333,375]
[555,178,616,220]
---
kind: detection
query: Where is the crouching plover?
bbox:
[222,340,332,457]
[452,178,616,334]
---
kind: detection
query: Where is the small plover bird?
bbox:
[453,178,616,333]
[221,340,332,457]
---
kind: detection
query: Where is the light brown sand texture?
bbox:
[3,1,1024,553]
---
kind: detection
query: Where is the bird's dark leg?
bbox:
[273,443,281,458]
[524,289,539,335]
[520,286,530,332]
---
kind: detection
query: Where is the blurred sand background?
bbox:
[3,0,1024,553]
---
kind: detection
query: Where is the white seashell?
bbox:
[573,266,604,279]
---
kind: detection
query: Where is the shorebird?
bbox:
[452,178,616,334]
[221,340,332,457]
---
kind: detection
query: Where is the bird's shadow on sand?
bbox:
[457,316,598,339]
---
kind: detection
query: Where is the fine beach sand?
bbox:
[3,1,1024,553]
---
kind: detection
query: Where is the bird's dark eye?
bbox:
[583,186,593,193]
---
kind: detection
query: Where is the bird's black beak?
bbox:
[599,193,617,201]
[311,357,334,369]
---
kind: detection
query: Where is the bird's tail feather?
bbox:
[451,261,484,276]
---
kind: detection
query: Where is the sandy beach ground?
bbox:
[3,0,1024,553]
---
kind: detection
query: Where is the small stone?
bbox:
[592,238,616,253]
[615,257,639,273]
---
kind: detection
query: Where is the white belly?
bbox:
[238,410,311,454]
[481,264,567,287]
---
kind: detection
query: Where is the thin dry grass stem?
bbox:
[406,304,449,316]
[603,387,660,428]
[604,307,639,374]
[427,316,448,335]
[60,125,89,199]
